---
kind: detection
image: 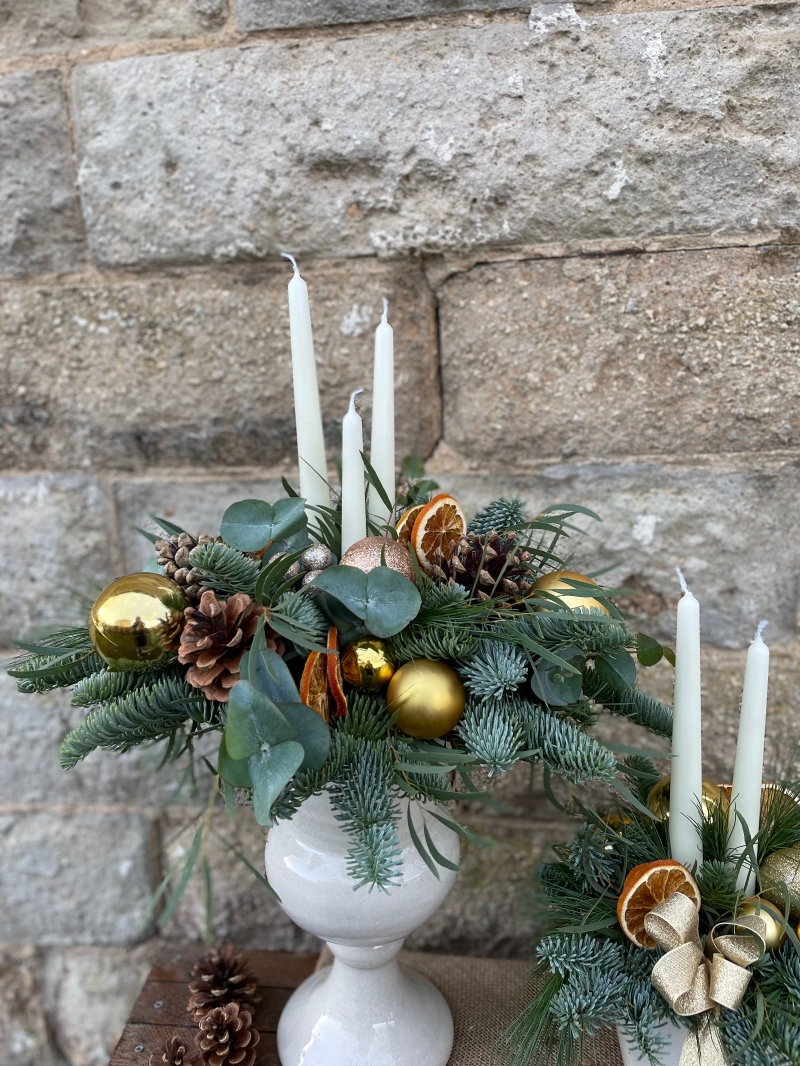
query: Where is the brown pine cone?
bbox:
[155,532,217,602]
[439,531,534,603]
[178,590,268,702]
[188,943,261,1021]
[195,1002,260,1066]
[149,1036,198,1065]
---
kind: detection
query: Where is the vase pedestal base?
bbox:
[277,939,454,1066]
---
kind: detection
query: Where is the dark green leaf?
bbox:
[279,702,330,771]
[407,805,440,880]
[595,647,637,690]
[663,646,676,667]
[213,830,281,901]
[361,451,394,513]
[636,633,664,667]
[159,823,203,925]
[136,527,161,545]
[242,633,301,703]
[150,514,188,537]
[423,822,460,872]
[218,734,253,788]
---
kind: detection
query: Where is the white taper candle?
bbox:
[728,621,770,893]
[283,254,329,527]
[670,568,704,870]
[341,389,367,554]
[368,298,395,527]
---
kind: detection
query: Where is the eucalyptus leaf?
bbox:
[224,680,298,760]
[249,742,305,825]
[221,498,307,553]
[530,654,584,707]
[595,647,637,690]
[312,565,421,638]
[242,642,301,703]
[218,734,252,788]
[636,633,664,667]
[279,702,330,771]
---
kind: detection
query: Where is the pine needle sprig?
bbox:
[469,497,527,536]
[456,698,524,776]
[459,641,528,702]
[516,699,617,784]
[390,623,477,663]
[9,627,102,692]
[270,589,328,649]
[59,676,219,767]
[188,541,260,595]
[582,667,673,738]
[71,663,182,707]
[340,693,391,741]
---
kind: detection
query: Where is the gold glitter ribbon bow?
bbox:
[643,892,768,1066]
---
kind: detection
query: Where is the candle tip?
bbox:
[349,388,364,412]
[755,620,769,641]
[280,252,299,274]
[676,567,689,595]
[382,297,389,321]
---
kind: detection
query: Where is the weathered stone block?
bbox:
[438,247,800,462]
[0,947,60,1066]
[42,941,161,1066]
[0,261,440,472]
[73,9,800,268]
[0,810,158,945]
[0,663,188,806]
[0,476,113,648]
[0,0,227,56]
[433,459,800,647]
[0,71,85,276]
[236,0,525,31]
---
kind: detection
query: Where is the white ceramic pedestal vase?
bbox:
[617,1019,685,1066]
[265,791,460,1066]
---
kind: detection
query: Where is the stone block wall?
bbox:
[2,1,799,1061]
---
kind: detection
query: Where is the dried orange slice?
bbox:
[617,860,701,949]
[395,505,425,548]
[410,494,466,573]
[299,651,329,723]
[325,626,348,719]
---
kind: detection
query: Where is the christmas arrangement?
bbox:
[506,582,800,1066]
[7,257,674,896]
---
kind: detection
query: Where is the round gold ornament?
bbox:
[646,777,729,822]
[89,573,187,670]
[759,848,800,918]
[737,897,787,952]
[531,569,610,615]
[340,536,417,585]
[341,638,397,691]
[387,659,465,739]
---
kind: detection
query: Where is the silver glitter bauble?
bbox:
[300,544,335,572]
[301,569,324,596]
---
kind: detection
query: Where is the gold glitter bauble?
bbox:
[646,777,729,822]
[531,569,610,615]
[339,536,417,585]
[760,848,800,918]
[89,573,187,670]
[341,638,397,691]
[387,659,465,739]
[738,897,788,952]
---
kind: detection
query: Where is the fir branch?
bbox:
[537,935,624,978]
[10,648,105,692]
[456,698,523,776]
[340,693,391,741]
[60,676,219,767]
[512,614,636,657]
[390,622,477,663]
[71,664,182,707]
[469,497,527,536]
[271,589,328,646]
[187,541,260,595]
[582,667,673,739]
[517,698,617,784]
[459,640,528,702]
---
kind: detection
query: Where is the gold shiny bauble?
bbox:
[603,812,632,832]
[646,777,729,822]
[89,573,187,670]
[759,848,800,918]
[387,659,465,739]
[341,638,397,691]
[738,897,788,952]
[340,536,417,585]
[531,569,610,614]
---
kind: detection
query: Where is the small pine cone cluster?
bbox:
[149,1036,197,1065]
[439,531,534,602]
[155,532,217,601]
[188,943,260,1022]
[195,1002,260,1066]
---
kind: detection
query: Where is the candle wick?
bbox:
[349,388,364,412]
[280,252,299,274]
[676,566,689,595]
[382,297,389,322]
[755,619,768,641]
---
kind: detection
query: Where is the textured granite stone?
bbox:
[0,476,113,648]
[236,0,526,31]
[0,261,440,472]
[432,459,800,648]
[72,9,800,268]
[0,71,85,276]
[0,811,158,945]
[438,246,800,462]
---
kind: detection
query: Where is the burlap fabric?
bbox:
[315,947,623,1065]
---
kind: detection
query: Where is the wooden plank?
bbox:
[128,979,292,1030]
[110,1024,277,1066]
[149,947,318,988]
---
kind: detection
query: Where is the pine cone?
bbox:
[439,532,534,602]
[195,1002,260,1066]
[155,532,217,602]
[188,944,261,1021]
[149,1036,198,1065]
[178,590,271,702]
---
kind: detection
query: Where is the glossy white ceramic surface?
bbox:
[266,791,459,1066]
